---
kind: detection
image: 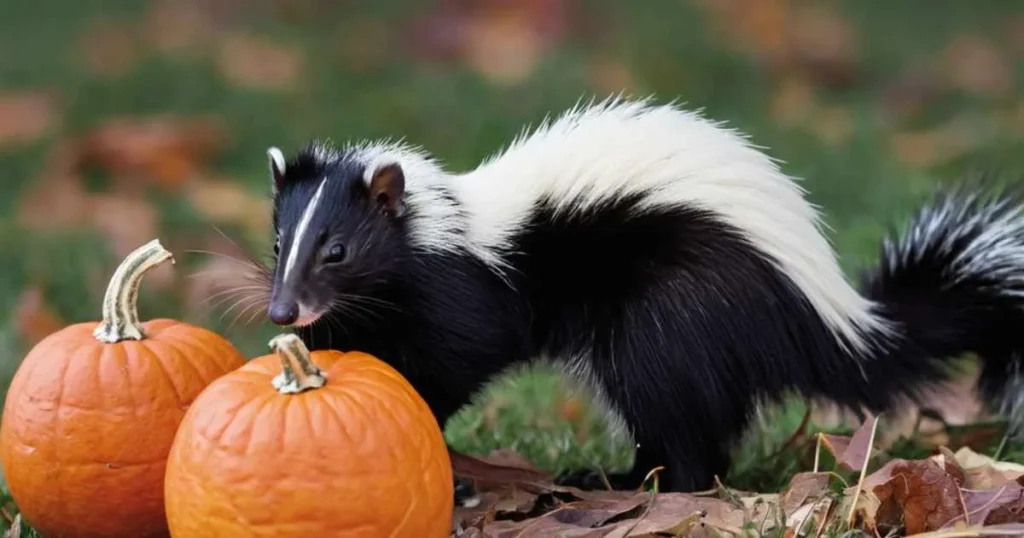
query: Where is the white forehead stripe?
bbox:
[283,177,329,282]
[268,147,286,176]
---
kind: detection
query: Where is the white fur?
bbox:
[331,97,894,353]
[463,97,890,352]
[283,176,328,283]
[352,141,467,257]
[886,192,1024,298]
[268,147,286,177]
[881,190,1024,433]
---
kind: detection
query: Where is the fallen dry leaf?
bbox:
[13,287,65,348]
[184,177,272,240]
[695,0,860,89]
[890,112,993,168]
[819,415,878,472]
[699,0,789,64]
[769,76,817,127]
[786,5,860,88]
[779,472,831,517]
[0,91,60,149]
[962,482,1024,526]
[457,491,743,538]
[810,106,853,147]
[452,448,558,494]
[461,10,546,86]
[871,458,968,535]
[796,496,834,537]
[588,56,639,96]
[16,140,92,231]
[943,34,1013,97]
[407,0,572,86]
[216,33,304,92]
[954,447,1024,490]
[144,0,217,57]
[449,447,759,537]
[76,115,226,192]
[449,436,1024,537]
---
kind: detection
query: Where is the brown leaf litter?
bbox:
[452,416,1024,537]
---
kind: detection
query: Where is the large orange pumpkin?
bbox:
[0,239,247,538]
[164,333,454,538]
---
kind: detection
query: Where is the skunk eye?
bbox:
[323,243,346,264]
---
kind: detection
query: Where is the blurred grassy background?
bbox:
[1,0,1024,500]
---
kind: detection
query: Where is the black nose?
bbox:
[268,301,299,326]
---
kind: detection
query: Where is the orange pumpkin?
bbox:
[164,333,454,538]
[0,239,247,538]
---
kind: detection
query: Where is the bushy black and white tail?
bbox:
[856,187,1024,433]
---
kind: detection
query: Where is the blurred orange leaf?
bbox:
[408,0,572,86]
[77,116,226,192]
[697,0,860,89]
[16,141,91,231]
[13,287,65,348]
[217,33,304,92]
[462,7,546,86]
[145,0,216,57]
[811,106,853,147]
[588,56,639,95]
[0,92,60,149]
[769,76,816,127]
[787,5,859,88]
[943,34,1013,97]
[890,113,991,168]
[184,177,272,239]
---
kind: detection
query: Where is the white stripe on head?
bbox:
[283,176,329,282]
[267,147,286,176]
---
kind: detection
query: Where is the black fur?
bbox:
[268,145,1024,494]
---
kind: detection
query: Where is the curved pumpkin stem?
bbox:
[269,333,328,394]
[93,239,175,343]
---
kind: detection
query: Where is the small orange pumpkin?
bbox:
[0,239,247,538]
[164,333,454,537]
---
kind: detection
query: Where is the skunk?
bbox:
[258,96,1024,493]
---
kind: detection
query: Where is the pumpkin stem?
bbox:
[269,333,328,394]
[92,239,175,343]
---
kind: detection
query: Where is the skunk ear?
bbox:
[368,162,406,218]
[267,147,286,194]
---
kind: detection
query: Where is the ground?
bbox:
[1,0,1024,535]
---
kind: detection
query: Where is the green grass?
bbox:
[1,0,1024,532]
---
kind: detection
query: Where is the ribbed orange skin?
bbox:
[164,348,454,538]
[0,319,247,538]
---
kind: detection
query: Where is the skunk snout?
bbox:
[268,299,299,326]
